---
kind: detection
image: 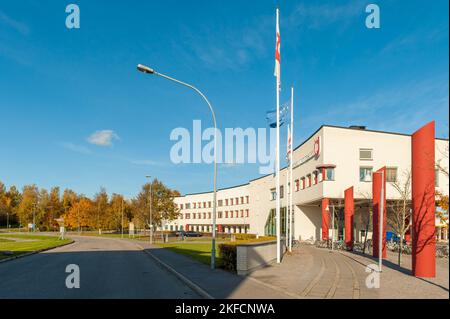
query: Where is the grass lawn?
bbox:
[157,242,220,266]
[0,234,72,260]
[157,237,276,267]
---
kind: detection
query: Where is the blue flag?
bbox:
[266,101,290,128]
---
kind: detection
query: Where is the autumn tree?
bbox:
[64,197,94,230]
[16,185,40,229]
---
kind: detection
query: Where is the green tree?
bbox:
[131,179,180,230]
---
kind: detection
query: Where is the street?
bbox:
[0,235,200,299]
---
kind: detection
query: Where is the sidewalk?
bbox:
[247,244,449,299]
[130,239,448,299]
[133,240,298,299]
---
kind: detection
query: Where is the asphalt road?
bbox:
[0,235,200,299]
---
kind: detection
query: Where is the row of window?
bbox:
[359,167,398,182]
[360,166,441,186]
[270,167,336,200]
[180,209,250,220]
[179,196,250,210]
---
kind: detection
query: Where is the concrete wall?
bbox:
[236,240,286,275]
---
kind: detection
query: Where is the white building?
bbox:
[165,125,449,242]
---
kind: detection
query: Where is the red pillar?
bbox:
[412,121,436,278]
[185,224,189,231]
[373,167,387,258]
[321,198,330,241]
[345,187,354,249]
[218,224,222,233]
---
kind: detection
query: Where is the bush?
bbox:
[218,244,237,272]
[234,233,256,240]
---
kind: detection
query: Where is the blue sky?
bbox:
[0,0,448,198]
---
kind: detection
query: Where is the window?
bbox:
[235,197,239,205]
[218,211,223,218]
[325,168,335,181]
[435,169,439,187]
[386,167,398,183]
[185,213,190,219]
[295,179,300,192]
[241,210,244,217]
[225,199,229,206]
[240,197,244,204]
[225,211,229,218]
[208,201,211,208]
[203,213,207,219]
[230,211,234,218]
[185,203,191,209]
[246,196,249,204]
[208,212,211,219]
[203,202,206,208]
[246,209,249,217]
[307,175,312,188]
[301,177,305,189]
[360,167,373,182]
[230,198,234,205]
[198,213,201,219]
[359,148,373,160]
[313,171,318,184]
[280,185,284,199]
[270,188,276,201]
[193,203,196,209]
[192,213,196,219]
[180,204,183,210]
[218,200,223,207]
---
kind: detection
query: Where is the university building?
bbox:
[165,124,449,242]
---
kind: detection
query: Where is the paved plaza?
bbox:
[248,243,449,299]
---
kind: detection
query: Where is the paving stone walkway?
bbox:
[247,243,449,299]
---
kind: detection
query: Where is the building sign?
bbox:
[293,136,321,169]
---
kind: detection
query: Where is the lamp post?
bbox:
[137,64,218,270]
[146,175,153,244]
[373,170,385,273]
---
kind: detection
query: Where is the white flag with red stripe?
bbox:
[287,124,292,161]
[274,7,280,82]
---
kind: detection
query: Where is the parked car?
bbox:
[176,231,202,237]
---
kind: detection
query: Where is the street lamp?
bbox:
[137,64,218,270]
[146,175,153,244]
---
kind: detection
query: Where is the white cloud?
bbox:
[87,130,120,146]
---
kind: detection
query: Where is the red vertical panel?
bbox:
[185,224,189,231]
[345,187,354,249]
[322,198,330,241]
[218,224,222,233]
[412,121,436,278]
[372,167,387,258]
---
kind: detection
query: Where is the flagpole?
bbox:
[289,86,294,252]
[285,129,289,247]
[275,7,281,264]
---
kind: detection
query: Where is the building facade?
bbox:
[165,125,449,242]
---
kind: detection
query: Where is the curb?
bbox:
[134,242,214,299]
[0,240,75,264]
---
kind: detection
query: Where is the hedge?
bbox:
[218,244,237,272]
